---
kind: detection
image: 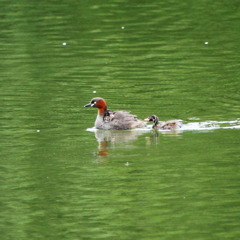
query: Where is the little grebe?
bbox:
[145,115,182,130]
[84,97,146,130]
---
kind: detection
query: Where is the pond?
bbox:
[1,1,239,239]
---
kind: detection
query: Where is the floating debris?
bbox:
[204,42,209,45]
[121,26,125,29]
[36,130,40,132]
[62,42,67,46]
[93,91,96,93]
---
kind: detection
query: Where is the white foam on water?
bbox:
[86,119,240,132]
[180,119,240,131]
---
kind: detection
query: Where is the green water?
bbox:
[1,1,240,239]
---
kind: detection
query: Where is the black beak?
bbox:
[84,103,93,107]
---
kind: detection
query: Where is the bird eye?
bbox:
[90,101,96,107]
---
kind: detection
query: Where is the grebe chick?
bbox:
[84,97,146,130]
[145,115,182,130]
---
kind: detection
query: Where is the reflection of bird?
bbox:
[94,129,148,156]
[84,97,146,130]
[145,115,182,130]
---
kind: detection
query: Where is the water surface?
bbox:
[1,1,240,239]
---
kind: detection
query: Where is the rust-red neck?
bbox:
[98,107,107,115]
[95,99,107,115]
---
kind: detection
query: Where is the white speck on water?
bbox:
[188,117,200,120]
[204,42,208,44]
[37,130,40,132]
[125,162,130,166]
[62,42,67,46]
[121,26,125,29]
[93,91,96,93]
